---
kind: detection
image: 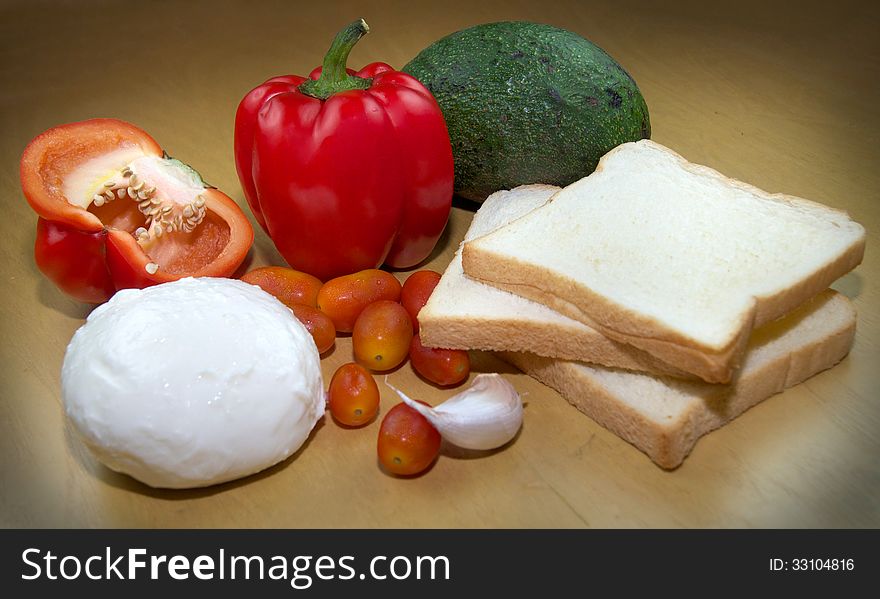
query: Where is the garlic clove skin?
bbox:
[385,374,523,451]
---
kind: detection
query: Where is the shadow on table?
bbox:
[64,416,326,501]
[832,271,863,300]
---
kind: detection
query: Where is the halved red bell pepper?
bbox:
[20,119,254,303]
[234,19,453,281]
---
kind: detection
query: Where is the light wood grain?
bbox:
[1,0,877,528]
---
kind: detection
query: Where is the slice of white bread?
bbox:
[503,289,856,469]
[463,140,866,383]
[420,184,690,378]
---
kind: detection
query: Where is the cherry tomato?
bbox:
[352,301,413,371]
[290,304,336,354]
[317,269,402,333]
[400,270,441,333]
[241,266,322,308]
[328,363,380,427]
[377,401,441,476]
[409,334,470,386]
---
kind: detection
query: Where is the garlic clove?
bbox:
[385,374,523,451]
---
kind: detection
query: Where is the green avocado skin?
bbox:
[403,21,650,202]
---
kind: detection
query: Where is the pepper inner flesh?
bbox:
[137,212,231,276]
[70,153,229,275]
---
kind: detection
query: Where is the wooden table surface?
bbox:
[1,0,877,528]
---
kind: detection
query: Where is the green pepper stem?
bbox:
[299,19,372,100]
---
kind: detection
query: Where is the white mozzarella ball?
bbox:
[61,277,324,488]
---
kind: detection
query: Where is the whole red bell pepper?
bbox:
[234,19,453,281]
[20,119,254,303]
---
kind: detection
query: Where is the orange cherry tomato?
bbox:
[409,334,470,386]
[317,269,402,333]
[290,304,336,354]
[352,301,413,371]
[400,270,441,333]
[240,266,322,308]
[377,401,441,476]
[328,363,380,427]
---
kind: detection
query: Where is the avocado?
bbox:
[403,21,650,201]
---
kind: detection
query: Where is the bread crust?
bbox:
[463,140,866,383]
[420,309,693,378]
[503,290,856,468]
[462,262,751,383]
